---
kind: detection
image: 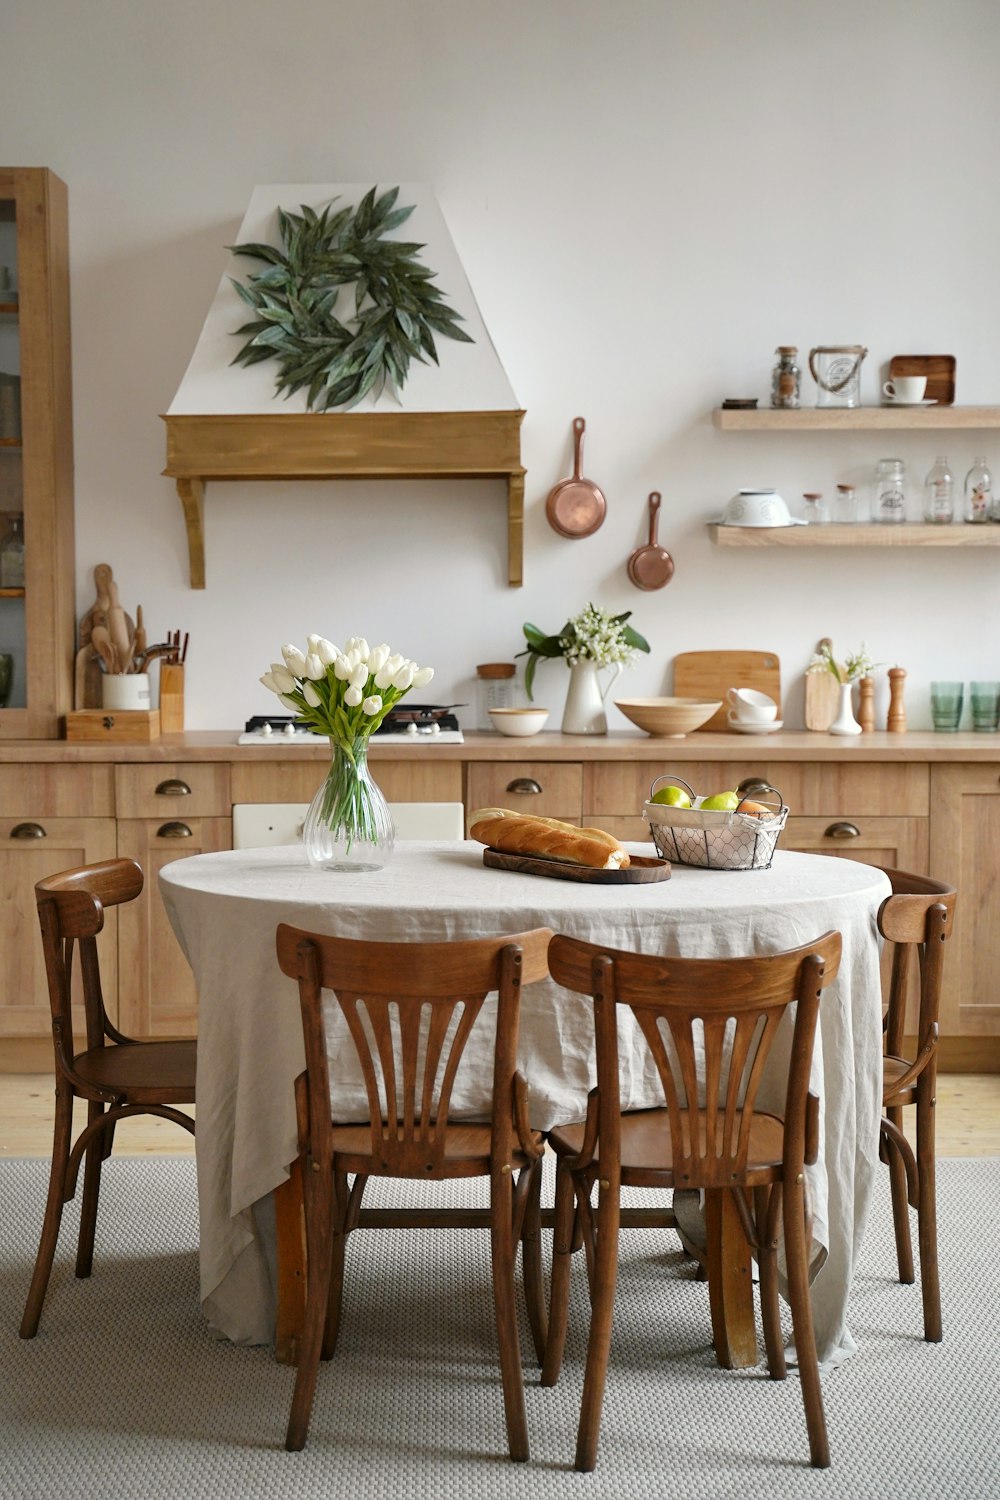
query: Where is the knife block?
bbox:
[159,663,185,733]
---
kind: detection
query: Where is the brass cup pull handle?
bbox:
[505,777,542,795]
[157,821,193,839]
[10,822,46,839]
[155,778,192,796]
[825,821,860,839]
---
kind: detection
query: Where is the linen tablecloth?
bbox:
[159,842,889,1360]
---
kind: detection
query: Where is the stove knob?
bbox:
[261,723,273,736]
[282,723,296,737]
[431,722,441,735]
[406,722,418,736]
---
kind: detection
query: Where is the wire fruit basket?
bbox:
[643,775,788,872]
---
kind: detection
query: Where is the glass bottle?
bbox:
[874,459,907,524]
[923,456,954,524]
[801,491,828,523]
[964,456,993,524]
[771,346,801,409]
[0,513,25,587]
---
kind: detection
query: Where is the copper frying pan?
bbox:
[545,417,607,538]
[627,492,674,590]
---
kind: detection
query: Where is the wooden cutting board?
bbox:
[672,650,781,732]
[804,637,842,732]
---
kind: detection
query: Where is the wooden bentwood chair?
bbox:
[20,859,196,1339]
[541,930,843,1472]
[876,868,957,1343]
[275,923,553,1458]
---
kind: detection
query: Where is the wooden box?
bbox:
[65,709,161,744]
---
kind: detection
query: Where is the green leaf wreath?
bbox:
[228,186,474,412]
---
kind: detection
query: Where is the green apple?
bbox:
[650,784,692,808]
[700,790,740,811]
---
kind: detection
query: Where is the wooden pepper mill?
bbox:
[858,675,876,733]
[887,666,907,733]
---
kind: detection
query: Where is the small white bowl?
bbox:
[488,707,550,737]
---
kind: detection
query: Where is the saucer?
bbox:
[729,719,783,735]
[882,397,936,407]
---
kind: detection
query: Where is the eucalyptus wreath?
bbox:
[228,186,473,412]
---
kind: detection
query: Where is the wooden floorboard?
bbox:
[1,1073,998,1157]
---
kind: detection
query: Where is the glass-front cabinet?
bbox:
[0,168,74,739]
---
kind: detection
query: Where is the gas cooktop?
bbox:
[238,713,464,745]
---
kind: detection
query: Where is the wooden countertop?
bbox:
[2,729,1000,763]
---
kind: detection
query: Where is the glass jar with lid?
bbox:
[476,662,516,729]
[771,346,801,409]
[873,459,907,524]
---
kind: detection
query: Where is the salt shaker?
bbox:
[887,667,907,733]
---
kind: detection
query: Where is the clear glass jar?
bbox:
[964,456,992,524]
[476,662,516,728]
[771,346,801,409]
[923,456,954,524]
[834,484,857,523]
[874,459,907,524]
[0,513,25,587]
[801,491,828,523]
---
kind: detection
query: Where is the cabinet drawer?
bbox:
[784,815,928,873]
[114,763,231,819]
[585,760,929,818]
[231,758,462,804]
[0,764,115,817]
[466,762,583,820]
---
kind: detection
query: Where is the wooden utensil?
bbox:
[672,650,781,732]
[545,417,607,538]
[482,848,670,884]
[106,576,133,674]
[89,623,116,674]
[804,638,841,732]
[627,492,674,590]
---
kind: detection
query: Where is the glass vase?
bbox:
[303,737,395,872]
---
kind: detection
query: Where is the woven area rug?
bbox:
[1,1156,998,1500]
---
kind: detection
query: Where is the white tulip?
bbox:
[412,666,435,688]
[307,634,322,653]
[279,694,300,713]
[304,653,325,681]
[346,647,363,671]
[269,663,297,694]
[344,636,370,662]
[392,663,415,691]
[374,663,394,690]
[303,682,321,708]
[317,638,339,665]
[344,684,363,707]
[281,644,307,675]
[259,672,281,695]
[368,644,390,673]
[362,694,383,716]
[385,653,405,674]
[333,655,353,681]
[350,662,369,690]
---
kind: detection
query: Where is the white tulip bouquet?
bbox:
[259,634,434,868]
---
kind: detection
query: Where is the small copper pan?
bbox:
[545,417,607,538]
[627,492,674,590]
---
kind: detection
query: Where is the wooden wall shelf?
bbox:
[713,405,1000,431]
[709,523,1000,548]
[162,409,526,589]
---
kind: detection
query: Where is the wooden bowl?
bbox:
[488,707,550,737]
[614,697,722,737]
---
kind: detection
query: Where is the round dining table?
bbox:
[159,841,890,1368]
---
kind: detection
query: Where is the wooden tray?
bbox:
[889,354,956,406]
[482,849,671,884]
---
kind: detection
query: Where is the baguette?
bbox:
[469,809,630,870]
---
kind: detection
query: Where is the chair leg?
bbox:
[885,1107,914,1284]
[321,1171,350,1360]
[285,1164,335,1452]
[520,1157,548,1366]
[915,1086,942,1343]
[20,1085,74,1339]
[782,1180,829,1469]
[574,1175,620,1474]
[75,1102,106,1279]
[755,1186,786,1380]
[540,1157,577,1387]
[490,1167,529,1462]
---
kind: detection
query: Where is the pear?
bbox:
[700,790,740,811]
[650,784,692,808]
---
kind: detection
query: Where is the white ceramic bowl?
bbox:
[488,707,549,737]
[614,696,721,737]
[719,490,806,528]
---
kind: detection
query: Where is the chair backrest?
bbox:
[232,801,466,848]
[876,867,957,1059]
[34,859,144,1058]
[548,931,842,1188]
[275,924,553,1176]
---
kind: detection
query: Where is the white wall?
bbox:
[3,0,999,731]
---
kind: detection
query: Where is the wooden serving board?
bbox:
[672,651,781,732]
[804,638,841,732]
[889,354,956,406]
[482,849,671,884]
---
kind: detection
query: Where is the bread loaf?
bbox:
[469,808,630,870]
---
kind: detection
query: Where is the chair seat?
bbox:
[548,1106,786,1184]
[882,1052,918,1106]
[73,1040,197,1104]
[332,1122,545,1177]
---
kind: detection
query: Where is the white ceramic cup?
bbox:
[725,687,777,724]
[102,672,151,710]
[882,375,927,403]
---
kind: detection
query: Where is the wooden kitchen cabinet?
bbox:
[0,168,74,741]
[231,757,462,806]
[466,760,584,822]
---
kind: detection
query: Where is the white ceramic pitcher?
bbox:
[561,659,622,735]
